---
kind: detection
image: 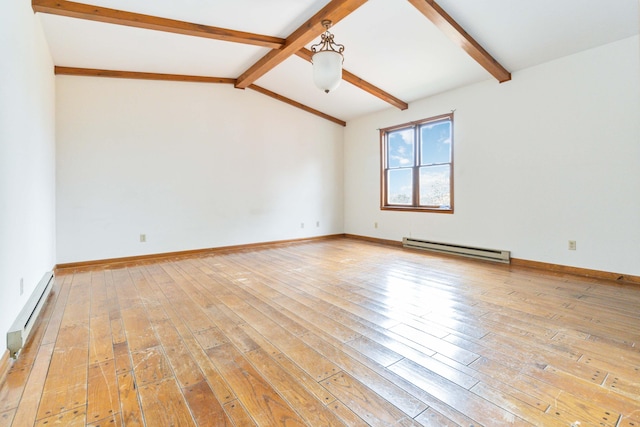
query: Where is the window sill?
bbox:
[380,206,454,214]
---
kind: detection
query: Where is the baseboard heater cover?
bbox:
[403,237,510,263]
[7,271,54,359]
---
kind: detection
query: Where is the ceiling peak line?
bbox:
[54,66,347,126]
[407,0,511,83]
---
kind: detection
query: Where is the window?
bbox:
[381,113,453,213]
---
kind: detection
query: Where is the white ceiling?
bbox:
[37,0,639,123]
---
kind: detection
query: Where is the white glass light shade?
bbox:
[312,50,343,93]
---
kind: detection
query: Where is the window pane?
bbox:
[387,128,414,168]
[419,165,450,207]
[387,169,413,205]
[420,120,451,165]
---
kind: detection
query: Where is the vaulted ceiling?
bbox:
[34,0,639,125]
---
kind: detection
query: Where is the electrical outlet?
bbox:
[20,278,24,296]
[568,240,576,250]
[316,221,320,227]
[300,223,304,229]
[140,234,146,243]
[374,222,378,229]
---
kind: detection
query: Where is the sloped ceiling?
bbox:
[36,0,639,124]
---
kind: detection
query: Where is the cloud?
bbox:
[399,129,413,144]
[390,153,412,166]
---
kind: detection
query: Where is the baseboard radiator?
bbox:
[7,271,54,359]
[403,237,510,264]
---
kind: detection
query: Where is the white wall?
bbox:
[56,77,344,263]
[345,36,640,277]
[0,3,56,340]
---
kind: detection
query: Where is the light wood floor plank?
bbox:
[388,356,531,426]
[86,359,118,423]
[415,407,462,426]
[41,276,73,347]
[116,371,143,427]
[0,410,15,427]
[136,265,237,405]
[321,372,422,427]
[206,343,307,426]
[8,343,54,427]
[182,380,232,427]
[1,238,639,426]
[137,377,195,427]
[130,346,171,386]
[88,315,113,364]
[34,407,86,427]
[245,348,346,426]
[299,331,429,418]
[327,400,370,426]
[223,400,257,427]
[150,319,204,388]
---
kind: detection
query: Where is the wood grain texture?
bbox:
[33,0,284,49]
[0,353,9,390]
[86,360,118,423]
[1,237,639,426]
[54,67,236,85]
[34,407,86,427]
[321,371,422,426]
[248,85,347,126]
[407,0,511,82]
[223,400,256,427]
[295,47,409,111]
[116,371,143,427]
[8,344,54,427]
[207,343,307,426]
[235,0,368,89]
[182,380,232,427]
[245,348,346,426]
[0,410,15,427]
[38,2,408,114]
[137,378,195,427]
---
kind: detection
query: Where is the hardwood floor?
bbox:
[1,237,639,426]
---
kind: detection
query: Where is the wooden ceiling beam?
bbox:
[54,66,346,126]
[36,0,406,112]
[248,85,346,126]
[407,0,511,83]
[54,66,236,84]
[234,0,367,89]
[32,0,285,49]
[295,48,408,110]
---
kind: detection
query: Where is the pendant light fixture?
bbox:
[311,20,344,93]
